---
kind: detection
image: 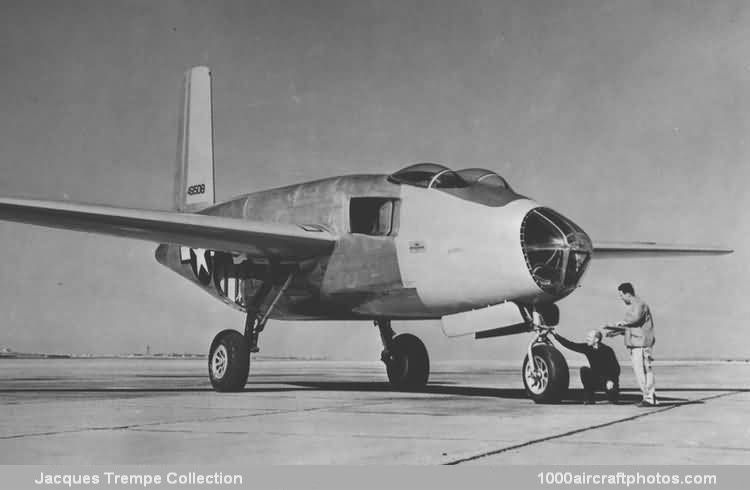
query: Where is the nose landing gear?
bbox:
[522,324,569,403]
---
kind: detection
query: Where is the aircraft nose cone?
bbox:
[520,207,593,297]
[566,227,593,255]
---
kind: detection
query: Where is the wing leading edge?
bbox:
[0,197,336,260]
[593,241,732,259]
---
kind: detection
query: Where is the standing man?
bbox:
[605,282,657,407]
[552,330,620,404]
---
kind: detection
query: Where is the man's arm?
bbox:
[552,333,587,353]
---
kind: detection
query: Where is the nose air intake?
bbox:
[520,207,593,297]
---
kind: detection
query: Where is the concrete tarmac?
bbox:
[0,358,748,464]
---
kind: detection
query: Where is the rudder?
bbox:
[175,66,215,212]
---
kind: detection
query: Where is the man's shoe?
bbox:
[637,401,657,407]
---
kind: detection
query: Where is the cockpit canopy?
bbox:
[388,164,510,190]
[455,168,510,189]
[388,163,468,189]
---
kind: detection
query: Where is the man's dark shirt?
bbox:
[554,334,621,379]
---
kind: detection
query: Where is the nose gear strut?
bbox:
[527,308,554,377]
[376,319,396,363]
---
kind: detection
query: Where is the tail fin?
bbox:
[174,66,215,212]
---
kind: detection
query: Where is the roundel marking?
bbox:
[180,246,214,285]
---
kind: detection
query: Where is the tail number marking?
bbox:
[187,184,206,196]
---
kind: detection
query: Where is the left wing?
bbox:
[593,241,732,259]
[0,197,336,260]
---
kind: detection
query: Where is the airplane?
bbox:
[0,67,732,402]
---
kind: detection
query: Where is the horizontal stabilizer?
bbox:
[593,241,733,259]
[0,197,335,260]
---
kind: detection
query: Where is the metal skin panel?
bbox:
[394,187,544,315]
[319,233,435,319]
[321,234,402,299]
[241,177,349,233]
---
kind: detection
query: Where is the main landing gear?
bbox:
[208,269,294,392]
[208,330,250,392]
[376,319,430,390]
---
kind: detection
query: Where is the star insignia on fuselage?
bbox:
[180,246,214,286]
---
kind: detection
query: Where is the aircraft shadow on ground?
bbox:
[0,387,299,394]
[2,378,744,403]
[243,380,726,405]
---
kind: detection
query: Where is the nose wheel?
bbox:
[522,342,569,403]
[524,354,550,393]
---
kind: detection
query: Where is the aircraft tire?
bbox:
[208,329,250,392]
[386,333,430,390]
[522,344,569,403]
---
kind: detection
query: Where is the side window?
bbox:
[350,198,399,236]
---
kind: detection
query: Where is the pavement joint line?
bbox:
[443,390,742,465]
[0,399,395,441]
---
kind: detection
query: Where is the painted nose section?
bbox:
[520,207,593,298]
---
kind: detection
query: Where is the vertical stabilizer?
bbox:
[175,66,215,212]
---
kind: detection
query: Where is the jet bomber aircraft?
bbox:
[0,67,731,402]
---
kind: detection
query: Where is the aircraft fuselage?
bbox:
[156,172,592,320]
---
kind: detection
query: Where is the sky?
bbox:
[0,0,747,362]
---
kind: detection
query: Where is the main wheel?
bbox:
[385,333,430,390]
[522,343,569,403]
[208,329,250,392]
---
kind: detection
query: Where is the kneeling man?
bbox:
[552,330,620,404]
